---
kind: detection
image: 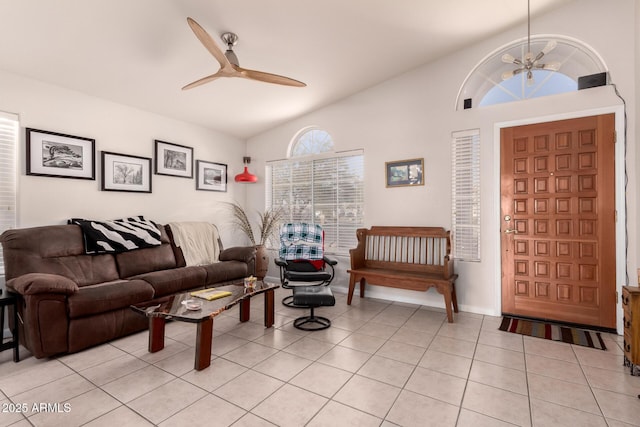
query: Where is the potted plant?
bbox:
[227,202,283,280]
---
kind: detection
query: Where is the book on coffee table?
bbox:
[190,289,233,301]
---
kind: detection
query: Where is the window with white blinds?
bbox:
[451,129,480,262]
[0,112,18,275]
[266,150,364,255]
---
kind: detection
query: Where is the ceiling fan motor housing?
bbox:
[221,32,239,65]
[221,32,238,47]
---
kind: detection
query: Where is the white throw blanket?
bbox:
[168,222,220,266]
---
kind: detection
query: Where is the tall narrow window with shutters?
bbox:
[0,112,18,276]
[451,129,480,261]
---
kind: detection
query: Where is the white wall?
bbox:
[246,0,637,321]
[0,70,249,246]
[0,0,635,323]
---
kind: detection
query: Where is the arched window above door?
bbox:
[456,35,607,110]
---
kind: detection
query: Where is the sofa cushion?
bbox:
[67,279,155,318]
[115,225,177,278]
[132,266,207,297]
[116,244,177,278]
[0,225,120,285]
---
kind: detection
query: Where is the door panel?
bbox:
[500,114,616,329]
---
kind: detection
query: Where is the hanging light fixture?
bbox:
[501,0,561,85]
[234,156,258,183]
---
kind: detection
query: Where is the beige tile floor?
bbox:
[1,288,639,427]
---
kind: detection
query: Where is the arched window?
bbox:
[289,127,334,157]
[480,70,577,107]
[456,35,607,109]
[267,127,364,254]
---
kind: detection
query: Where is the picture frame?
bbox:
[26,128,95,180]
[196,160,227,192]
[385,158,424,187]
[154,140,193,178]
[101,151,152,193]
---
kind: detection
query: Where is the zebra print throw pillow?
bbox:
[69,216,162,254]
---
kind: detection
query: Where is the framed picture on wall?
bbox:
[196,160,227,192]
[154,140,193,178]
[26,128,95,180]
[101,151,152,193]
[385,158,424,187]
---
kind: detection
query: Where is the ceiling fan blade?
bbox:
[182,72,224,90]
[186,17,231,70]
[235,66,306,87]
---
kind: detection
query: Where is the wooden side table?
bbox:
[0,289,20,362]
[622,285,640,375]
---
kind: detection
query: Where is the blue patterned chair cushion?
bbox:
[279,223,324,261]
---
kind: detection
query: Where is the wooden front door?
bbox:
[500,114,616,329]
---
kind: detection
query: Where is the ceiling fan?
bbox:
[182,17,306,90]
[501,0,561,85]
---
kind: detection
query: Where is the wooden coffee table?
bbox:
[131,281,279,370]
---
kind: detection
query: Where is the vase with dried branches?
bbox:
[227,202,283,280]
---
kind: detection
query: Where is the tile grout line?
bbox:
[453,314,482,427]
[4,300,636,426]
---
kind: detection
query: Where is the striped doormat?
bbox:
[499,316,607,350]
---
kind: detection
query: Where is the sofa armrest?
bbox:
[219,246,256,264]
[7,273,79,296]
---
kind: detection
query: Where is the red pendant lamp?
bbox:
[234,156,258,183]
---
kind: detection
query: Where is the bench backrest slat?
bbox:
[351,226,453,278]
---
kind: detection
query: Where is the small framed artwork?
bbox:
[196,160,227,192]
[101,151,152,193]
[385,158,424,187]
[154,140,193,178]
[26,128,95,180]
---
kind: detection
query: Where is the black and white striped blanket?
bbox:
[69,216,162,254]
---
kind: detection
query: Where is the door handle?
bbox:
[504,229,518,234]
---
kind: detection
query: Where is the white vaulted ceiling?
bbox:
[0,0,574,139]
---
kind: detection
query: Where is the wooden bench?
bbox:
[347,226,459,322]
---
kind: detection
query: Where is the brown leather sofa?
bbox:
[0,223,256,359]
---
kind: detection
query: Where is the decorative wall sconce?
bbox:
[234,156,258,183]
